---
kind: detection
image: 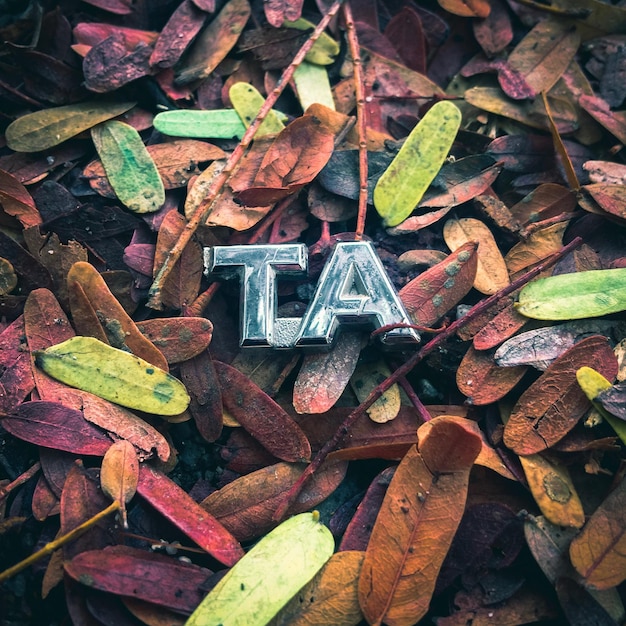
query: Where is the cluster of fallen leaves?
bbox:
[3,0,626,624]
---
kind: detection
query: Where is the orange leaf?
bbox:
[0,168,41,228]
[100,440,139,527]
[358,418,481,626]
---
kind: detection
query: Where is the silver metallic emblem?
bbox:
[204,242,420,349]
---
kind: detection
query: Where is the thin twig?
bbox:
[0,462,41,503]
[343,1,368,239]
[148,0,346,309]
[0,500,120,584]
[273,236,584,520]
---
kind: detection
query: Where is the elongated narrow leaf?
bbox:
[154,109,247,139]
[373,101,461,227]
[1,400,112,456]
[34,336,190,416]
[91,121,165,213]
[216,360,311,461]
[186,512,334,626]
[517,268,626,320]
[137,465,244,566]
[65,546,210,613]
[358,418,481,626]
[5,101,135,152]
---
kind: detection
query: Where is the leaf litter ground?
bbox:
[3,1,626,625]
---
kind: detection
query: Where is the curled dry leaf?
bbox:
[503,336,618,455]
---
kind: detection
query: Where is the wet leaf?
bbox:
[65,546,211,613]
[517,268,626,320]
[443,217,509,295]
[399,241,478,327]
[519,453,585,528]
[1,401,111,456]
[100,439,138,527]
[201,460,347,541]
[186,512,334,626]
[269,551,365,626]
[229,82,286,136]
[216,360,311,461]
[503,336,618,455]
[137,464,244,566]
[34,336,190,416]
[570,474,626,589]
[373,101,461,227]
[175,0,251,84]
[358,418,481,626]
[5,101,135,152]
[91,121,165,214]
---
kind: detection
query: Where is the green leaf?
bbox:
[373,101,462,227]
[576,366,626,446]
[5,101,135,152]
[186,512,334,626]
[91,121,165,214]
[293,62,335,112]
[34,336,190,416]
[229,82,286,137]
[154,109,248,139]
[517,268,626,320]
[283,18,339,65]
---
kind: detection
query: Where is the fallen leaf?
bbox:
[137,464,244,566]
[503,336,618,455]
[438,0,490,18]
[34,336,190,416]
[350,359,401,423]
[373,101,461,227]
[91,121,165,214]
[5,101,135,152]
[100,440,138,527]
[186,512,334,626]
[358,418,482,626]
[216,360,311,461]
[0,169,40,228]
[570,474,626,589]
[229,82,286,136]
[153,109,247,139]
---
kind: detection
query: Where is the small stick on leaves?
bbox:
[273,237,584,520]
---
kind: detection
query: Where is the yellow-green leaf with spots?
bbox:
[34,336,190,416]
[91,121,165,214]
[373,101,461,227]
[229,82,286,137]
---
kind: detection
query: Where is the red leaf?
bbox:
[136,465,244,566]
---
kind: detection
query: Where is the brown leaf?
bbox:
[438,0,490,18]
[215,360,311,461]
[580,94,626,145]
[472,298,529,351]
[457,345,528,406]
[73,22,158,49]
[293,331,362,415]
[473,0,513,57]
[584,183,626,219]
[399,241,478,326]
[503,336,618,455]
[136,317,213,364]
[64,546,210,613]
[270,551,365,626]
[504,221,568,277]
[0,168,41,228]
[570,475,626,589]
[235,115,335,206]
[509,184,576,230]
[153,210,202,310]
[67,262,168,370]
[32,475,60,521]
[137,465,243,566]
[201,459,347,541]
[358,418,482,626]
[0,316,35,412]
[100,440,139,526]
[264,0,303,27]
